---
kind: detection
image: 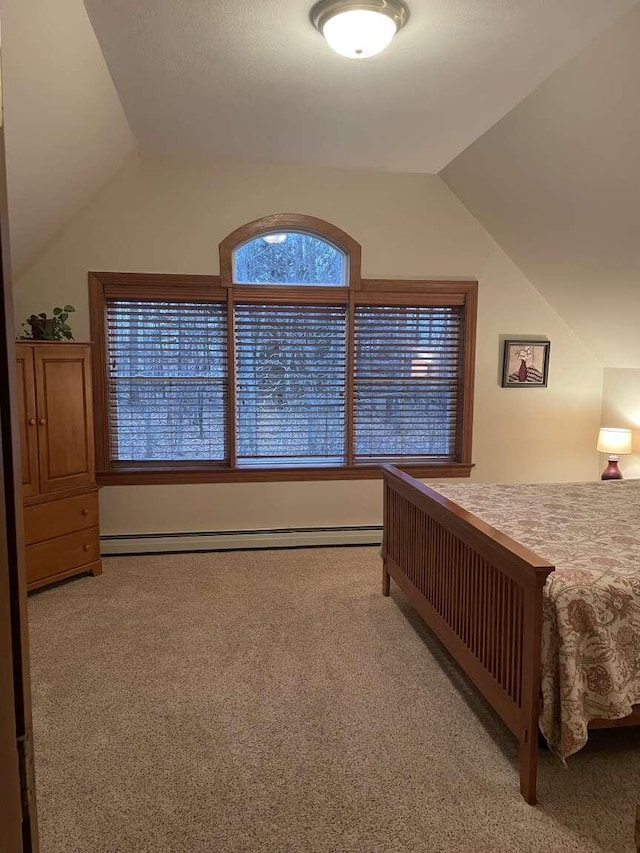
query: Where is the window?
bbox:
[106,301,228,462]
[90,215,476,483]
[234,232,346,285]
[354,306,463,461]
[235,303,348,467]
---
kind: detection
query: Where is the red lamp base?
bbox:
[601,458,623,480]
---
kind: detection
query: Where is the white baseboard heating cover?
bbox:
[101,525,383,555]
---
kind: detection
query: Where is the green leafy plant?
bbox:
[20,306,76,341]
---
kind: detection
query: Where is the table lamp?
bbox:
[597,427,632,480]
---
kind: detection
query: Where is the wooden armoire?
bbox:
[15,342,102,590]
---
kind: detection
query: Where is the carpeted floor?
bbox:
[28,548,640,853]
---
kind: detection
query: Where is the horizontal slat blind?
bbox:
[235,303,347,466]
[354,305,463,461]
[106,301,228,462]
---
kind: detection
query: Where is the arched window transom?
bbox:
[233,231,347,286]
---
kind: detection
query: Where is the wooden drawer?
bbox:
[24,491,99,545]
[25,527,100,585]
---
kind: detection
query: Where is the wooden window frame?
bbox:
[89,216,477,485]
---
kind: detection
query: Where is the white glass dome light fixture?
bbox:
[262,233,288,244]
[311,0,409,59]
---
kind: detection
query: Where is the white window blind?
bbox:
[234,303,348,466]
[354,305,463,461]
[106,301,228,462]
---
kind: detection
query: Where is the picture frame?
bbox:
[501,339,550,388]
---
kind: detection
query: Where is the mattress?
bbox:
[430,479,640,759]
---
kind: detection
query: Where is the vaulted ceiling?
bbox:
[441,1,640,368]
[82,0,635,173]
[4,0,640,370]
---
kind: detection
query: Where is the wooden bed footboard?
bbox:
[381,465,555,805]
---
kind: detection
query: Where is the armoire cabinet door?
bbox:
[34,345,95,494]
[15,346,39,498]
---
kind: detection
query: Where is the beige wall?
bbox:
[13,160,603,535]
[2,0,138,274]
[601,368,640,480]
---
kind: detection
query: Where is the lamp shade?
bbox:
[322,9,397,58]
[596,427,632,455]
[311,0,409,60]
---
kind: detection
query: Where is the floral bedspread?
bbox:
[430,480,640,759]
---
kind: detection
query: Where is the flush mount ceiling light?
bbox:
[311,0,409,59]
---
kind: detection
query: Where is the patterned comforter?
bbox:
[430,480,640,760]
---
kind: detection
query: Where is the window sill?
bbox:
[96,462,474,486]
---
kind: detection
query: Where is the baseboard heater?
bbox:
[100,525,383,556]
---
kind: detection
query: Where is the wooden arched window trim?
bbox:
[219,213,362,289]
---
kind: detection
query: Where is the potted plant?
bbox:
[20,306,76,341]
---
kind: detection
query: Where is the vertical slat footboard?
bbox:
[381,465,554,804]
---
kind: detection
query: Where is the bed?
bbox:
[381,465,640,804]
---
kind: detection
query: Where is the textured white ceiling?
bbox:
[83,0,637,173]
[442,1,640,368]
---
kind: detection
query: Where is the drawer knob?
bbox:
[83,544,91,551]
[38,418,47,426]
[82,508,90,516]
[28,418,36,426]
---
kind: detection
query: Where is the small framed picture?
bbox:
[501,340,550,388]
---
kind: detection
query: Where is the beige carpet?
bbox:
[28,548,640,853]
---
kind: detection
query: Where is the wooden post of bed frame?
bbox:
[519,573,547,805]
[382,562,391,596]
[382,478,391,596]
